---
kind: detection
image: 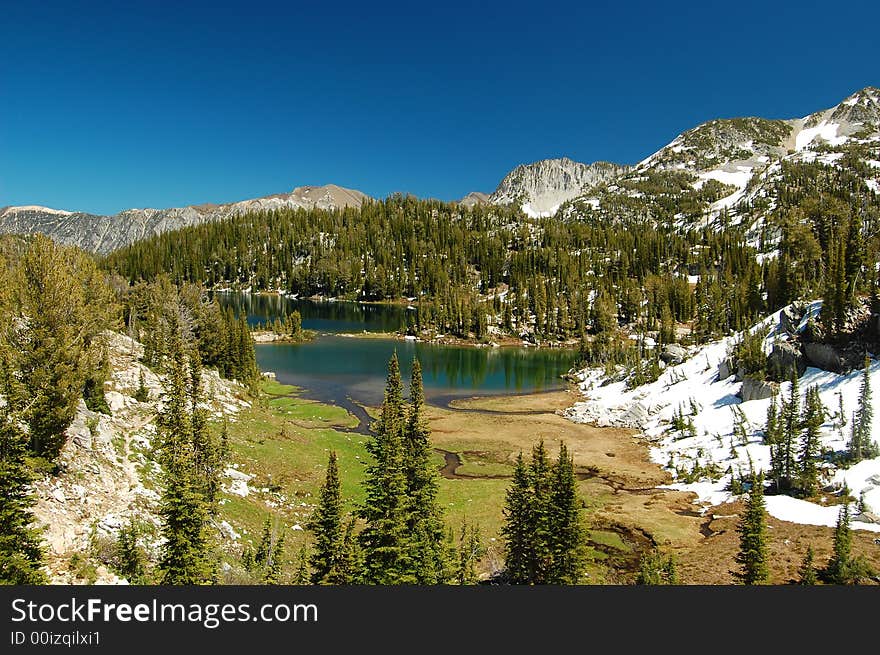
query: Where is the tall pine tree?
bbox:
[734,472,769,585]
[402,358,448,583]
[307,451,345,585]
[358,353,409,584]
[156,335,213,585]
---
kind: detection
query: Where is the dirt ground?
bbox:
[426,389,880,584]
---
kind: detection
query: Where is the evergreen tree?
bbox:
[637,550,678,585]
[134,368,150,403]
[527,440,553,583]
[114,519,148,584]
[501,453,533,584]
[798,386,824,497]
[455,519,486,585]
[501,442,587,585]
[547,443,587,584]
[402,359,447,583]
[156,338,213,585]
[0,376,46,584]
[307,451,344,585]
[358,353,410,584]
[849,356,876,462]
[797,546,817,585]
[293,543,310,585]
[824,504,853,585]
[734,473,769,585]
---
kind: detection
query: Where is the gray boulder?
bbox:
[739,378,777,402]
[718,357,735,381]
[767,341,806,380]
[803,342,846,373]
[660,344,687,365]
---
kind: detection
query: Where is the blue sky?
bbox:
[2,0,878,215]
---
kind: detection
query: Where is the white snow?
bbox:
[763,496,880,531]
[521,202,560,219]
[3,205,73,216]
[696,166,752,190]
[565,302,880,531]
[795,120,848,151]
[867,179,879,194]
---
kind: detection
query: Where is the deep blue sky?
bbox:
[2,0,878,215]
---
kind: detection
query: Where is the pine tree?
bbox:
[734,473,769,585]
[797,546,817,585]
[825,504,853,584]
[402,358,447,583]
[134,368,150,403]
[331,517,361,585]
[798,386,823,497]
[114,519,148,584]
[637,550,678,585]
[501,442,587,585]
[307,451,344,585]
[455,519,486,585]
[763,390,780,444]
[265,532,285,585]
[501,453,533,584]
[293,543,310,585]
[0,388,46,584]
[547,443,587,584]
[849,356,876,462]
[358,353,409,584]
[527,440,553,583]
[156,338,213,585]
[189,355,222,508]
[773,372,800,492]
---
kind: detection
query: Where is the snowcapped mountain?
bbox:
[0,184,369,254]
[562,86,880,250]
[488,158,629,218]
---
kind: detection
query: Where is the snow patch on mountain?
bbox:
[564,303,880,531]
[794,120,847,151]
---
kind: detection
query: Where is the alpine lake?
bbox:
[218,292,578,409]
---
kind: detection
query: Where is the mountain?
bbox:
[488,158,629,218]
[458,191,490,208]
[4,87,878,255]
[0,184,369,254]
[561,86,880,251]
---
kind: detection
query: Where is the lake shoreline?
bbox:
[217,288,581,352]
[333,329,580,352]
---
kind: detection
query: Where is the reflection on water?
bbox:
[218,293,576,407]
[216,292,407,333]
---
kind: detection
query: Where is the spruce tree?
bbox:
[527,440,553,583]
[825,505,850,584]
[501,453,533,584]
[402,359,447,583]
[135,368,150,403]
[849,356,876,462]
[307,451,344,585]
[156,337,213,585]
[734,473,769,585]
[0,396,46,584]
[798,386,823,497]
[358,353,409,584]
[797,545,817,585]
[547,443,587,584]
[637,550,678,585]
[455,519,486,585]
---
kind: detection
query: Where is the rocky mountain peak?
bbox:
[489,158,629,218]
